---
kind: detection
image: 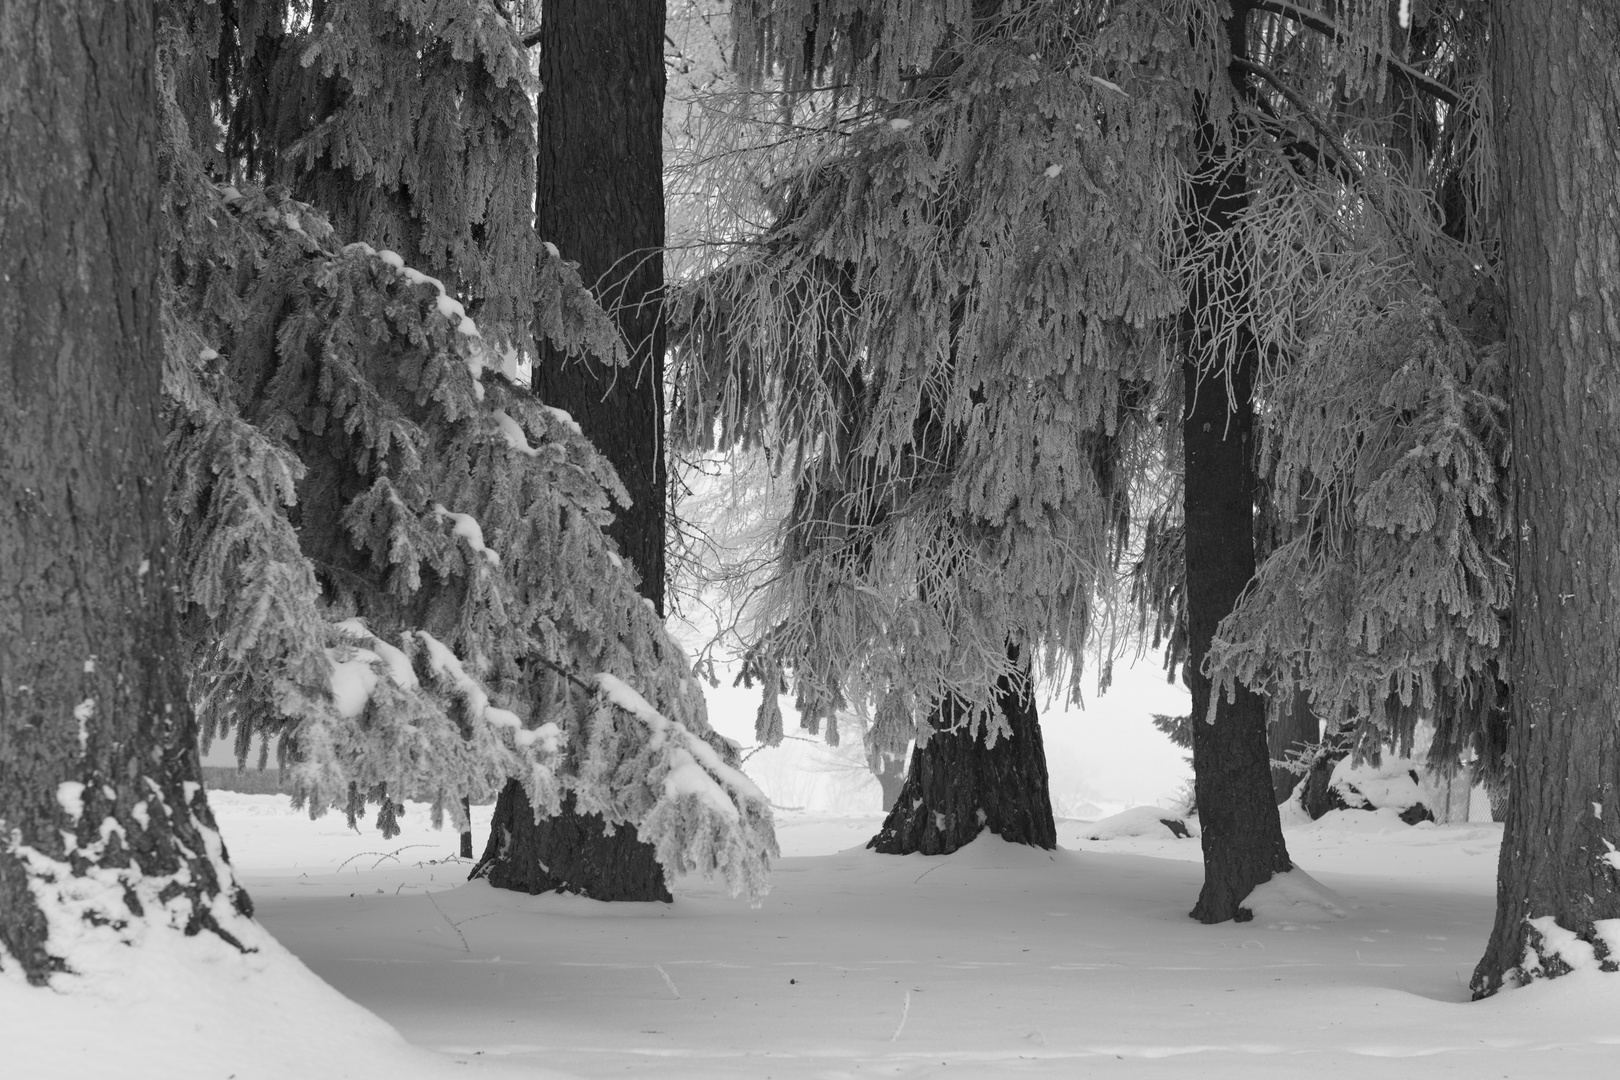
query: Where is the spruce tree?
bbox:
[679,0,1210,856]
[1,0,254,983]
[153,0,775,902]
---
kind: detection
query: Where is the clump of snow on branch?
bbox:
[581,675,777,899]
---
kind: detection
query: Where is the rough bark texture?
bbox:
[1471,0,1620,997]
[1182,0,1293,924]
[1184,345,1291,921]
[868,661,1057,855]
[482,0,671,902]
[0,0,251,982]
[1268,688,1318,804]
[471,787,672,902]
[533,0,667,599]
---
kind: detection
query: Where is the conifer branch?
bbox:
[1250,96,1355,189]
[527,651,598,696]
[1250,0,1461,108]
[1232,57,1401,240]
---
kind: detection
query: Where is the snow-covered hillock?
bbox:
[1079,804,1195,841]
[1296,752,1459,826]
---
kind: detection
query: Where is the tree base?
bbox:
[470,782,671,902]
[868,663,1056,856]
[1189,683,1294,925]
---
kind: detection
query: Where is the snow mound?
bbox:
[859,828,1081,874]
[1310,806,1429,833]
[1242,867,1351,925]
[947,829,1079,867]
[1081,805,1194,840]
[0,911,557,1080]
[1329,756,1431,818]
[1276,797,1316,827]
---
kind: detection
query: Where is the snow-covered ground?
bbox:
[12,788,1620,1079]
[13,665,1620,1078]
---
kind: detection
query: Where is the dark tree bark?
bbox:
[1181,0,1293,924]
[533,0,667,599]
[1471,0,1620,997]
[0,0,252,982]
[480,0,672,901]
[472,787,672,902]
[869,658,1057,855]
[1269,688,1318,804]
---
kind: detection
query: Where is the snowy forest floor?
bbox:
[15,792,1616,1079]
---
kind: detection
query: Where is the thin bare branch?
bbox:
[1251,0,1461,108]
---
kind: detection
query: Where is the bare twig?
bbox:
[654,963,681,998]
[334,844,435,874]
[1251,0,1461,107]
[1232,57,1409,252]
[1232,58,1369,194]
[889,990,912,1042]
[425,891,471,953]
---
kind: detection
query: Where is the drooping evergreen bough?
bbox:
[156,2,776,901]
[677,1,1224,855]
[1128,0,1508,914]
[185,0,543,339]
[1187,1,1512,789]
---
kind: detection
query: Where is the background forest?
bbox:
[2,0,1619,1072]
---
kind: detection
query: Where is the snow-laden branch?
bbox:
[174,181,775,895]
[586,673,777,901]
[596,673,766,818]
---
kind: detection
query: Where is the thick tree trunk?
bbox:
[1182,0,1293,924]
[1269,688,1318,804]
[533,0,667,598]
[481,0,672,901]
[0,0,251,983]
[868,660,1057,855]
[1184,348,1292,921]
[1471,0,1620,997]
[471,787,672,902]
